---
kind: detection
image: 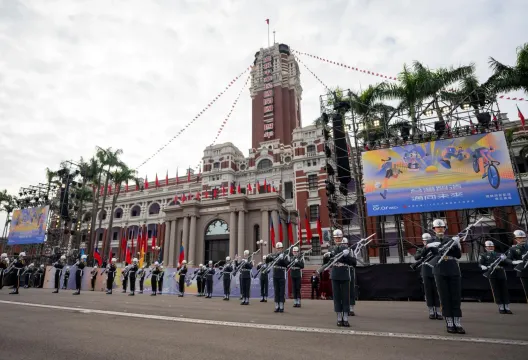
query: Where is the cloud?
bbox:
[0,0,527,230]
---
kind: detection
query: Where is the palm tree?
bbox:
[441,74,494,116]
[104,166,138,259]
[488,43,528,95]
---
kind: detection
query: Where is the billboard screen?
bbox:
[361,131,521,216]
[7,205,49,245]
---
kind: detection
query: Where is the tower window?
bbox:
[309,205,319,222]
[257,159,273,170]
[308,174,318,190]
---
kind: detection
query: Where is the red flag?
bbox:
[267,184,271,193]
[237,183,241,194]
[165,170,169,186]
[248,183,252,193]
[130,231,135,261]
[265,19,269,24]
[125,181,129,193]
[256,181,260,193]
[297,218,303,246]
[304,213,313,244]
[144,175,149,189]
[518,105,525,128]
[178,245,185,264]
[270,216,276,248]
[317,216,323,245]
[287,215,293,244]
[279,217,284,242]
[155,173,160,188]
[182,193,187,202]
[230,183,235,194]
[196,191,201,200]
[142,226,148,253]
[93,249,102,266]
[213,188,218,198]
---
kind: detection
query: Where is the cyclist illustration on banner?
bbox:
[471,147,501,189]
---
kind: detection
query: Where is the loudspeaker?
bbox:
[59,183,70,220]
[332,113,351,185]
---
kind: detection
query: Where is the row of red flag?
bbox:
[269,214,324,247]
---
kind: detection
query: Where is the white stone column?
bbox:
[175,220,182,265]
[182,216,190,262]
[163,221,171,264]
[189,216,197,265]
[168,220,177,267]
[261,210,269,255]
[272,210,279,247]
[237,211,245,255]
[229,211,237,258]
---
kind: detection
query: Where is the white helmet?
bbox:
[1,253,7,258]
[160,265,164,270]
[66,266,70,270]
[182,260,187,264]
[276,242,283,249]
[94,264,98,268]
[243,250,249,256]
[199,263,203,267]
[333,229,343,238]
[432,219,446,228]
[341,238,348,244]
[60,255,66,260]
[81,255,87,260]
[19,252,26,257]
[513,230,526,238]
[293,246,299,252]
[225,256,230,261]
[485,240,494,247]
[154,261,159,266]
[111,258,117,263]
[208,260,213,265]
[40,264,44,268]
[132,258,138,263]
[29,263,35,267]
[263,255,267,260]
[422,233,432,241]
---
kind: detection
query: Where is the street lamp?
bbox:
[257,239,267,261]
[153,246,161,262]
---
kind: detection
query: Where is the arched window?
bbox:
[257,158,272,170]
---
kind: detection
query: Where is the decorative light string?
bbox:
[294,55,330,91]
[135,65,253,170]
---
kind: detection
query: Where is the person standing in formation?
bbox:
[52,255,66,293]
[194,264,205,297]
[138,264,147,294]
[128,258,139,296]
[221,257,233,300]
[9,252,26,295]
[257,255,268,302]
[73,255,87,295]
[0,253,9,289]
[158,265,165,295]
[479,240,513,314]
[105,258,117,295]
[342,238,358,316]
[150,262,161,296]
[430,219,465,334]
[415,233,442,320]
[122,263,130,293]
[267,242,290,313]
[90,265,98,291]
[176,260,188,297]
[205,261,215,298]
[35,265,45,288]
[290,246,304,308]
[63,266,70,289]
[310,271,320,299]
[236,250,253,305]
[23,263,35,288]
[507,230,528,301]
[323,230,355,327]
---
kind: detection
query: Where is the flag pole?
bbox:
[267,22,270,47]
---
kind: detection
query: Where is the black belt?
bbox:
[291,267,301,270]
[240,269,250,272]
[274,266,286,270]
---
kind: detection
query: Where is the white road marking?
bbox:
[1,300,527,346]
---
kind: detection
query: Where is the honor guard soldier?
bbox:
[52,255,66,293]
[342,238,357,315]
[128,258,139,296]
[267,242,290,312]
[236,250,254,305]
[205,261,215,298]
[10,252,26,295]
[158,265,165,295]
[150,262,161,296]
[193,264,205,296]
[73,255,87,295]
[0,253,9,289]
[138,264,147,294]
[290,246,305,308]
[35,264,45,288]
[220,257,233,300]
[23,263,36,288]
[90,265,98,291]
[430,219,465,334]
[105,258,117,294]
[63,266,70,289]
[122,263,130,293]
[323,230,356,327]
[507,230,528,301]
[415,233,442,320]
[256,255,269,302]
[479,240,512,314]
[176,260,188,297]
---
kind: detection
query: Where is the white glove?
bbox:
[323,252,331,258]
[480,265,488,270]
[343,249,350,256]
[500,254,507,260]
[452,236,461,247]
[294,258,298,263]
[278,253,284,260]
[512,260,522,265]
[426,242,441,248]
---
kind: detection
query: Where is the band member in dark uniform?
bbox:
[105,258,117,294]
[415,233,442,320]
[193,264,204,296]
[176,260,188,297]
[63,266,70,289]
[290,246,305,308]
[138,264,147,294]
[128,258,139,296]
[205,260,215,298]
[9,252,26,295]
[236,250,253,305]
[23,263,36,288]
[122,262,130,293]
[150,262,161,296]
[311,271,320,299]
[73,255,87,295]
[430,219,465,334]
[90,265,98,291]
[256,255,268,302]
[0,253,8,289]
[220,257,233,300]
[158,265,165,295]
[480,241,513,314]
[266,242,290,312]
[52,255,66,293]
[323,230,356,327]
[507,230,528,301]
[35,264,45,288]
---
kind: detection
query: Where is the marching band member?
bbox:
[221,257,233,300]
[63,266,70,289]
[415,233,442,320]
[122,262,130,293]
[205,260,215,298]
[158,265,165,295]
[128,258,139,296]
[105,258,117,294]
[10,252,26,295]
[138,264,147,294]
[194,264,205,297]
[342,238,357,316]
[479,240,512,314]
[35,264,45,288]
[176,261,188,297]
[267,242,290,312]
[52,255,66,293]
[23,263,36,288]
[507,230,528,301]
[73,255,87,295]
[237,250,253,305]
[430,219,465,334]
[90,265,98,291]
[290,246,305,308]
[257,255,268,302]
[150,262,161,296]
[0,253,8,289]
[323,230,355,327]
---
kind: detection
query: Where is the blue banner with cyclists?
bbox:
[361,131,521,216]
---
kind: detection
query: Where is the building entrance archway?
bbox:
[204,219,230,264]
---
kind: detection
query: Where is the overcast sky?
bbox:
[1,0,527,232]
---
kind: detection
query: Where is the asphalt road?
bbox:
[1,289,526,360]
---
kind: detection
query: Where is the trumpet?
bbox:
[482,256,504,278]
[514,251,528,272]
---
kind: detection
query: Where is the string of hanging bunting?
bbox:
[292,49,527,102]
[135,65,253,170]
[293,55,330,92]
